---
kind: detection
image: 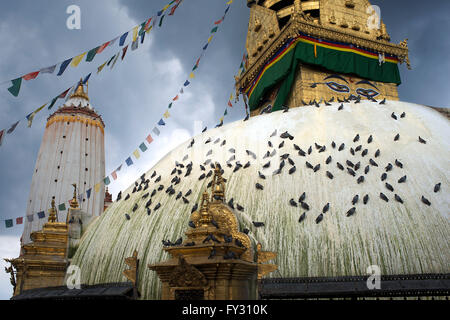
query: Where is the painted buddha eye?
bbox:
[325,81,350,93]
[356,87,379,98]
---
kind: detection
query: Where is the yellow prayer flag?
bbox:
[97,61,107,74]
[71,52,86,67]
[133,149,140,159]
[162,3,171,11]
[189,72,195,79]
[226,0,233,4]
[94,183,101,193]
[208,35,213,43]
[35,103,47,113]
[146,26,153,34]
[132,26,139,42]
[163,110,170,119]
[219,116,224,122]
[229,93,233,101]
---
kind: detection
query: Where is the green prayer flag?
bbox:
[48,97,58,110]
[5,219,13,228]
[86,46,100,62]
[58,203,66,211]
[138,22,146,35]
[139,142,148,152]
[211,26,218,33]
[224,109,228,116]
[159,15,165,27]
[168,102,173,109]
[104,176,111,185]
[8,78,22,97]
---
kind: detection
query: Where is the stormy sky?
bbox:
[0,0,449,299]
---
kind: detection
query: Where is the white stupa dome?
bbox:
[71,99,450,299]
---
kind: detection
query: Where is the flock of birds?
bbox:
[114,95,443,253]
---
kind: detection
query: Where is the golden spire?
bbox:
[48,197,58,223]
[70,183,79,209]
[198,191,211,227]
[211,165,226,203]
[70,79,90,101]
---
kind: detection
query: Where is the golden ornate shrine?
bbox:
[149,166,277,300]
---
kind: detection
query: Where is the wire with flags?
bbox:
[0,0,184,149]
[0,0,183,97]
[1,0,235,230]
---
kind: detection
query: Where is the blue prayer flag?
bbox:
[126,157,134,166]
[5,219,13,228]
[83,73,92,84]
[158,119,165,126]
[37,211,45,219]
[184,80,190,87]
[86,188,92,199]
[119,32,128,46]
[57,58,72,76]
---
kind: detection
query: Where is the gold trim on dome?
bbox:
[46,114,104,133]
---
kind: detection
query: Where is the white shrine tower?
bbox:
[22,81,106,244]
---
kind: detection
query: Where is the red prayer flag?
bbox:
[23,71,40,81]
[122,45,129,60]
[144,18,152,30]
[111,171,117,180]
[214,19,223,25]
[169,2,180,16]
[173,95,179,101]
[146,134,153,144]
[97,41,110,54]
[59,88,71,99]
[228,100,233,107]
[16,217,23,225]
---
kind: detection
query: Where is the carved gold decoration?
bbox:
[329,11,337,24]
[168,256,208,288]
[345,0,356,9]
[352,20,360,31]
[256,243,278,279]
[123,250,138,285]
[48,197,58,223]
[69,183,79,209]
[254,17,262,32]
[70,79,90,101]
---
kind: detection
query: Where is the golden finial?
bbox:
[48,196,58,223]
[198,191,211,227]
[70,79,90,101]
[70,183,79,209]
[211,165,226,203]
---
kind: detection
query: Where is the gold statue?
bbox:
[48,197,58,223]
[70,183,79,209]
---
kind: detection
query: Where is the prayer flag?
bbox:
[228,100,232,107]
[109,37,119,46]
[139,142,148,152]
[140,32,145,44]
[57,58,72,76]
[111,171,118,180]
[162,3,171,11]
[37,211,45,219]
[133,149,140,159]
[8,78,22,97]
[208,35,213,43]
[48,97,58,110]
[59,88,71,99]
[211,26,218,33]
[152,127,160,136]
[107,55,116,66]
[7,121,20,134]
[86,46,100,62]
[159,15,165,27]
[27,214,34,222]
[78,194,83,203]
[214,19,223,25]
[146,25,153,34]
[132,26,139,42]
[158,119,166,126]
[26,104,46,128]
[220,116,224,122]
[97,61,107,74]
[126,157,134,166]
[184,80,190,86]
[104,176,111,185]
[224,109,228,116]
[180,88,184,94]
[0,130,4,146]
[83,73,92,84]
[58,203,66,211]
[157,10,163,16]
[116,164,123,172]
[5,219,13,228]
[203,43,208,50]
[226,0,233,4]
[94,183,101,193]
[189,72,195,79]
[169,2,180,15]
[40,65,56,74]
[173,95,179,101]
[131,39,139,51]
[163,110,170,118]
[230,93,233,100]
[97,41,110,54]
[16,217,23,225]
[138,22,146,36]
[146,134,153,144]
[110,53,120,69]
[168,102,173,109]
[144,18,152,30]
[86,188,92,199]
[119,32,128,46]
[23,71,40,81]
[65,86,75,102]
[122,45,129,60]
[71,52,86,67]
[225,5,230,13]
